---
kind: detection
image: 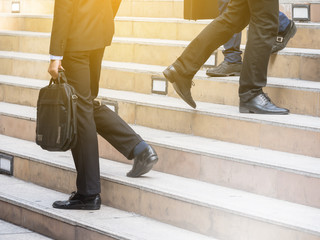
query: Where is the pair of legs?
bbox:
[174,0,277,101]
[61,48,150,196]
[207,0,296,77]
[164,0,289,114]
[220,2,291,64]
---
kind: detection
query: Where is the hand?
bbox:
[48,60,64,79]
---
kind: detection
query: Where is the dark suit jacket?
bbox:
[50,0,121,56]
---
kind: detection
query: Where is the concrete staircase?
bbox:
[0,0,320,239]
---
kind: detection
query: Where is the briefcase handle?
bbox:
[49,70,68,86]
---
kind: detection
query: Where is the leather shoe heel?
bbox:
[127,145,158,178]
[239,106,251,113]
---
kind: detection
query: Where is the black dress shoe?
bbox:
[272,20,297,53]
[163,65,197,109]
[239,93,289,114]
[52,192,101,210]
[127,145,158,178]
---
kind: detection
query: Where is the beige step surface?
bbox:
[1,101,320,208]
[0,136,320,240]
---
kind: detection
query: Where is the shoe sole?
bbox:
[52,204,101,210]
[239,106,289,115]
[206,72,241,77]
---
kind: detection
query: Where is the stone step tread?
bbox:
[1,30,320,56]
[0,175,215,240]
[0,219,53,240]
[0,135,320,236]
[1,51,320,92]
[0,75,320,131]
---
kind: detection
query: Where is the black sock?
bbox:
[133,141,148,157]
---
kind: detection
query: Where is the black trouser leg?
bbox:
[93,102,143,159]
[172,0,250,78]
[88,49,143,159]
[239,0,279,102]
[62,50,101,196]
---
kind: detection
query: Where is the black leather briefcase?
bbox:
[36,71,78,151]
[184,0,219,20]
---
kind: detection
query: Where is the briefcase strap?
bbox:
[49,70,68,86]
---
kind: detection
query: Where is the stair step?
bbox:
[1,30,320,81]
[0,51,320,116]
[1,81,320,158]
[0,219,52,240]
[0,136,319,240]
[0,175,214,240]
[1,13,320,48]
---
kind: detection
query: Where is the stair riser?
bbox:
[0,58,50,80]
[0,16,53,32]
[287,27,320,49]
[9,156,320,240]
[268,54,320,82]
[1,83,319,158]
[0,35,50,54]
[0,200,116,240]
